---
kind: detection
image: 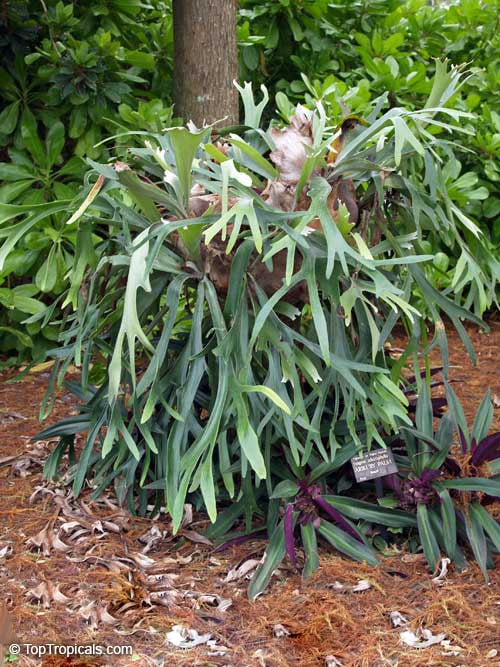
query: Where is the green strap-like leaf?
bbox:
[470,502,500,552]
[436,478,500,495]
[471,390,493,446]
[324,495,417,528]
[439,489,457,558]
[463,508,488,580]
[301,523,320,580]
[248,523,286,600]
[318,519,379,566]
[416,503,441,572]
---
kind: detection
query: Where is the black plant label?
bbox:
[351,448,398,482]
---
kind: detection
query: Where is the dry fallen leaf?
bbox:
[26,582,70,608]
[440,639,464,656]
[432,557,451,584]
[224,558,260,583]
[273,624,290,638]
[325,656,343,666]
[166,625,212,649]
[11,456,42,477]
[178,529,212,546]
[400,627,446,649]
[191,593,232,613]
[114,618,160,637]
[144,572,179,591]
[140,569,181,608]
[269,105,313,185]
[29,484,68,505]
[0,455,17,467]
[0,545,12,559]
[253,648,267,667]
[68,553,130,575]
[401,552,426,563]
[390,611,408,627]
[146,590,180,607]
[27,523,71,555]
[328,581,346,591]
[352,579,371,592]
[78,600,119,629]
[56,493,129,531]
[178,503,193,528]
[0,410,27,421]
[129,552,158,570]
[327,579,371,593]
[139,525,169,553]
[166,623,228,656]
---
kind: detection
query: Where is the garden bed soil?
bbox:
[0,322,499,667]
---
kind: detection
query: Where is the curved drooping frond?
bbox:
[35,65,492,594]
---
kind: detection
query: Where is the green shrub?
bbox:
[0,0,173,363]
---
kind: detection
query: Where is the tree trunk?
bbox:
[173,0,239,126]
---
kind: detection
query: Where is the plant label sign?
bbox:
[351,448,398,482]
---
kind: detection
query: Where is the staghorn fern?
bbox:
[34,65,491,596]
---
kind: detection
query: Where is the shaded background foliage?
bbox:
[0,0,173,360]
[239,0,499,236]
[0,0,498,363]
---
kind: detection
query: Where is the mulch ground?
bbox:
[0,322,499,667]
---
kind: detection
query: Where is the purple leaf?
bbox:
[458,428,468,454]
[297,479,310,493]
[284,503,297,569]
[214,529,266,552]
[420,469,442,484]
[384,473,402,496]
[443,457,461,476]
[313,494,364,543]
[471,432,500,466]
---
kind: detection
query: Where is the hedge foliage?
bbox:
[0,0,498,362]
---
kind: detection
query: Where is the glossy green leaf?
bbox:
[46,121,65,168]
[471,390,493,445]
[0,101,19,135]
[270,479,299,499]
[21,109,46,167]
[35,248,57,293]
[235,394,266,480]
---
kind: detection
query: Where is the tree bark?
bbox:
[173,0,239,126]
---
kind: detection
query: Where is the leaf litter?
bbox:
[0,324,499,666]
